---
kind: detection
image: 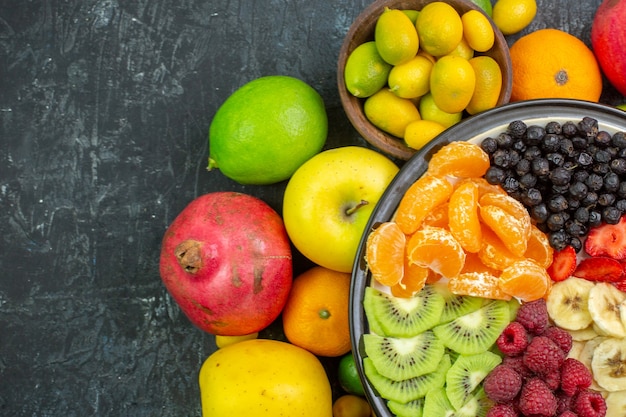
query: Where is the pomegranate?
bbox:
[159,192,293,336]
[591,0,626,96]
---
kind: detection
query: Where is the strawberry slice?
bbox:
[547,246,577,282]
[584,215,626,260]
[573,256,625,282]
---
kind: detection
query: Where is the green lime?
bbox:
[617,104,626,111]
[344,41,392,98]
[469,0,493,17]
[338,353,365,396]
[375,7,419,65]
[208,75,328,185]
[402,9,420,24]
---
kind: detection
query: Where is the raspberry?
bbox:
[523,336,566,375]
[544,369,561,391]
[558,412,577,417]
[486,403,518,417]
[484,364,523,403]
[497,321,529,356]
[572,389,607,417]
[560,358,593,396]
[502,355,533,379]
[515,298,549,335]
[517,377,558,416]
[555,390,573,414]
[542,326,573,354]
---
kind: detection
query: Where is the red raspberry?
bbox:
[486,403,519,417]
[515,298,549,335]
[558,412,577,417]
[484,364,523,403]
[572,389,607,417]
[523,336,566,375]
[502,355,533,379]
[542,326,573,355]
[497,321,529,356]
[517,377,558,416]
[544,369,561,391]
[555,390,573,414]
[560,358,593,396]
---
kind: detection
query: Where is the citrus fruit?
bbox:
[208,75,327,185]
[364,88,421,138]
[407,225,466,279]
[448,180,482,253]
[282,266,352,357]
[461,10,495,52]
[391,260,430,297]
[402,9,420,24]
[426,141,490,178]
[447,36,475,60]
[416,2,464,57]
[332,394,371,417]
[418,92,463,128]
[215,332,258,349]
[478,224,523,271]
[395,174,454,235]
[448,272,512,300]
[388,54,434,99]
[338,354,366,396]
[344,41,393,98]
[375,7,419,65]
[366,221,406,287]
[199,339,332,416]
[430,55,476,113]
[404,119,447,150]
[524,224,554,269]
[508,29,603,102]
[498,259,551,301]
[469,0,493,17]
[466,56,502,115]
[492,0,537,35]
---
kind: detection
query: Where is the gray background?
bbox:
[0,0,622,416]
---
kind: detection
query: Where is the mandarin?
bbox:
[498,259,551,301]
[407,225,466,279]
[395,174,453,235]
[426,141,490,178]
[366,221,406,287]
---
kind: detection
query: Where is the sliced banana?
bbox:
[580,336,608,392]
[567,325,600,342]
[605,390,626,416]
[592,338,626,392]
[567,340,586,360]
[588,283,626,338]
[546,277,595,330]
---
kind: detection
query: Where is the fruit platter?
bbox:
[351,99,626,416]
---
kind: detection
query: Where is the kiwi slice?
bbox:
[432,283,484,324]
[363,330,445,380]
[363,286,445,337]
[445,351,502,410]
[421,387,455,416]
[363,354,451,404]
[387,398,424,417]
[433,299,510,355]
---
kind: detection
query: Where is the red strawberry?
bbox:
[547,246,577,282]
[573,256,624,282]
[584,214,626,260]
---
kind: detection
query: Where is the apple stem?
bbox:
[345,200,369,216]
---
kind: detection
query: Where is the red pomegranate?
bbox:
[591,0,626,96]
[159,192,293,336]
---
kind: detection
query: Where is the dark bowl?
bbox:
[349,98,626,416]
[338,0,513,161]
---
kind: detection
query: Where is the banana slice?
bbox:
[567,325,600,342]
[567,340,586,360]
[592,338,626,392]
[605,390,626,416]
[580,336,608,392]
[546,277,595,330]
[588,283,626,338]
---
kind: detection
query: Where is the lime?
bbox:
[404,119,447,150]
[418,92,463,128]
[466,56,502,115]
[388,54,434,99]
[364,89,421,138]
[462,9,495,52]
[430,55,476,113]
[416,2,464,57]
[375,7,419,65]
[492,0,537,35]
[344,41,392,98]
[402,9,420,24]
[338,353,365,396]
[208,75,327,185]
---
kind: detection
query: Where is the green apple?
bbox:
[283,146,399,273]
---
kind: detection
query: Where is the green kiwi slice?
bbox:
[445,351,502,410]
[433,299,510,355]
[363,330,445,380]
[432,283,484,324]
[363,354,451,404]
[363,286,445,337]
[387,398,424,417]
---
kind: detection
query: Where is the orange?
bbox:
[509,28,603,102]
[479,192,531,257]
[478,224,523,271]
[365,222,406,287]
[407,226,466,279]
[395,174,454,235]
[448,272,512,300]
[282,266,351,357]
[498,259,551,301]
[448,180,482,253]
[426,141,490,178]
[524,224,554,269]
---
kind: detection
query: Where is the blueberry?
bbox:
[549,166,571,186]
[569,181,588,200]
[481,136,498,153]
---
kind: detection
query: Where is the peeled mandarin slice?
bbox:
[448,272,512,300]
[391,260,429,298]
[462,251,500,276]
[479,204,529,257]
[426,141,490,178]
[422,202,450,228]
[498,259,552,302]
[479,192,531,237]
[460,177,506,198]
[366,222,406,287]
[524,224,554,269]
[478,224,523,271]
[448,181,482,253]
[407,226,466,279]
[395,175,453,235]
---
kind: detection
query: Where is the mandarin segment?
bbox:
[366,222,406,287]
[448,272,512,300]
[407,226,466,279]
[395,174,453,235]
[391,260,429,298]
[498,259,551,302]
[448,180,482,253]
[478,224,523,271]
[524,224,554,269]
[479,204,529,258]
[422,202,449,228]
[426,141,490,178]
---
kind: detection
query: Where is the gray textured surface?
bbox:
[0,0,621,416]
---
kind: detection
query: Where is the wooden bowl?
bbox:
[337,0,513,161]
